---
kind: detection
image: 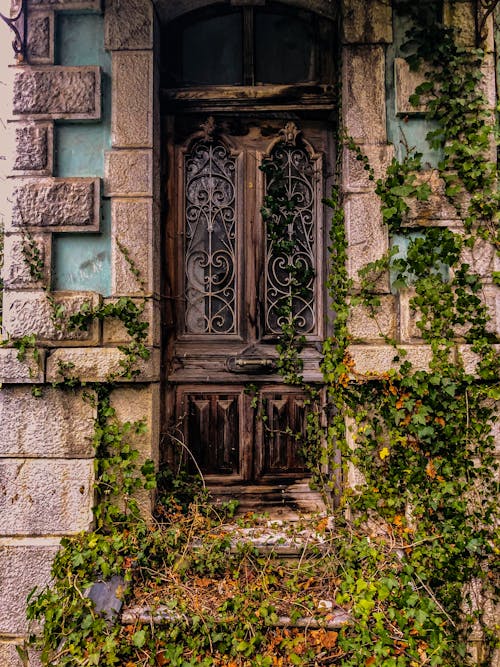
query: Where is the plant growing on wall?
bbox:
[12,1,500,665]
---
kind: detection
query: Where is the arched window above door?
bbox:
[162,2,337,111]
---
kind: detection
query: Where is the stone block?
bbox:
[104,0,154,50]
[111,51,154,148]
[348,344,436,376]
[342,0,392,44]
[9,177,100,232]
[402,285,499,341]
[104,149,153,197]
[396,50,495,118]
[0,348,45,384]
[458,344,500,377]
[347,461,366,491]
[12,121,53,175]
[2,291,101,345]
[102,297,160,346]
[458,234,499,281]
[342,46,386,144]
[13,66,101,120]
[0,460,94,536]
[348,296,396,341]
[443,0,476,48]
[403,171,466,226]
[484,285,499,336]
[344,415,356,452]
[479,54,497,110]
[111,384,160,517]
[2,233,51,289]
[151,200,161,294]
[344,416,366,492]
[342,143,395,193]
[399,288,421,342]
[344,193,390,292]
[0,642,42,667]
[0,540,60,635]
[111,198,153,295]
[112,52,153,147]
[27,11,54,64]
[395,58,430,116]
[46,346,160,383]
[0,387,95,457]
[110,384,159,459]
[27,0,101,10]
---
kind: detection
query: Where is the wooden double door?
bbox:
[164,113,334,511]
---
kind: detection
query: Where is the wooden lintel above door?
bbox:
[162,84,337,113]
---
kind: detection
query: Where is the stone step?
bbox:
[192,521,335,557]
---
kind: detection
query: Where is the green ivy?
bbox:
[17,2,500,665]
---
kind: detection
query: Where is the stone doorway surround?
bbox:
[0,0,498,664]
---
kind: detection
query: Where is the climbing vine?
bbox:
[324,2,500,665]
[6,1,500,665]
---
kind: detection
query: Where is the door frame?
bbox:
[162,114,335,486]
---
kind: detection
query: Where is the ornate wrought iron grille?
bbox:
[265,132,316,335]
[184,139,237,334]
[0,0,27,61]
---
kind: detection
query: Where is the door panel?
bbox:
[185,392,240,475]
[261,392,308,476]
[165,114,333,506]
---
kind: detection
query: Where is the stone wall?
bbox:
[0,0,161,661]
[0,0,498,664]
[341,0,498,386]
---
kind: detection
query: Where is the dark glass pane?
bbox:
[182,13,243,85]
[184,138,238,335]
[264,138,316,336]
[255,11,314,84]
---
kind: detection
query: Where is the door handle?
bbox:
[226,357,276,373]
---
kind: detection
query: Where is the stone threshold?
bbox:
[194,520,336,557]
[120,522,346,629]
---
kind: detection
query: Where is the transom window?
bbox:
[163,3,336,88]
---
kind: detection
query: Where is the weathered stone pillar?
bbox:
[104,0,162,502]
[341,0,399,374]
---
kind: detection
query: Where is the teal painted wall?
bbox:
[391,232,449,291]
[53,14,112,296]
[385,10,442,167]
[385,8,448,292]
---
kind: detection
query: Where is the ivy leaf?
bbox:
[382,206,398,219]
[415,80,434,94]
[389,185,416,197]
[132,629,146,648]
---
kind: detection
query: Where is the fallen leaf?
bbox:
[426,460,437,479]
